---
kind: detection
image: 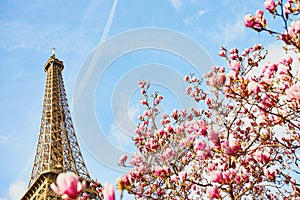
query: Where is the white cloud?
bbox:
[0,180,26,200]
[264,43,298,62]
[110,94,141,149]
[112,102,140,137]
[263,43,300,77]
[184,9,208,27]
[0,20,88,54]
[216,18,245,43]
[110,123,131,148]
[0,135,10,143]
[170,0,182,10]
[197,9,208,18]
[9,181,25,200]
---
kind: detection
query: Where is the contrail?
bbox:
[100,0,119,43]
[74,0,119,105]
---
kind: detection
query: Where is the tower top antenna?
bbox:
[51,48,55,56]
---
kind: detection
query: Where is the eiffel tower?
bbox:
[21,50,98,199]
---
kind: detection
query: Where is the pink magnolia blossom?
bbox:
[229,48,238,54]
[170,174,178,183]
[211,171,223,184]
[206,73,226,87]
[264,0,276,13]
[208,131,219,147]
[194,139,206,151]
[216,73,226,86]
[256,9,264,18]
[79,193,88,200]
[119,155,128,166]
[218,50,226,57]
[253,150,270,163]
[286,85,300,100]
[206,185,220,199]
[51,172,85,200]
[284,2,292,14]
[103,183,115,200]
[227,69,238,78]
[230,60,241,72]
[178,171,187,182]
[183,75,189,82]
[244,14,255,28]
[264,168,275,181]
[252,43,262,50]
[244,10,266,29]
[280,56,293,66]
[247,81,261,94]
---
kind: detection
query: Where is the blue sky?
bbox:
[0,0,282,199]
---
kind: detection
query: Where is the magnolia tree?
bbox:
[51,0,300,199]
[116,1,300,199]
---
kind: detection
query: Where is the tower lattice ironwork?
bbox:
[21,53,98,199]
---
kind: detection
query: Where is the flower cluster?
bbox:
[117,33,300,200]
[246,0,300,51]
[244,10,267,30]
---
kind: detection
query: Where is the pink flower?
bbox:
[155,95,163,104]
[256,9,264,18]
[119,155,128,166]
[208,131,219,147]
[227,69,238,78]
[51,172,85,199]
[245,11,266,29]
[218,50,226,57]
[229,48,238,54]
[211,171,223,184]
[79,193,88,200]
[194,139,206,151]
[255,10,266,28]
[286,85,300,100]
[206,185,220,200]
[183,75,189,82]
[284,2,292,14]
[264,168,275,181]
[244,14,255,28]
[247,81,261,94]
[264,0,276,13]
[216,73,226,86]
[103,183,115,200]
[178,171,187,182]
[191,77,198,82]
[138,80,147,88]
[170,174,178,183]
[253,150,270,163]
[280,57,293,66]
[230,60,241,72]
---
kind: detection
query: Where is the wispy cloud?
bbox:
[184,9,208,26]
[170,0,182,10]
[214,18,245,44]
[9,180,25,200]
[0,20,89,54]
[0,180,26,200]
[110,97,140,149]
[110,123,131,148]
[0,135,10,143]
